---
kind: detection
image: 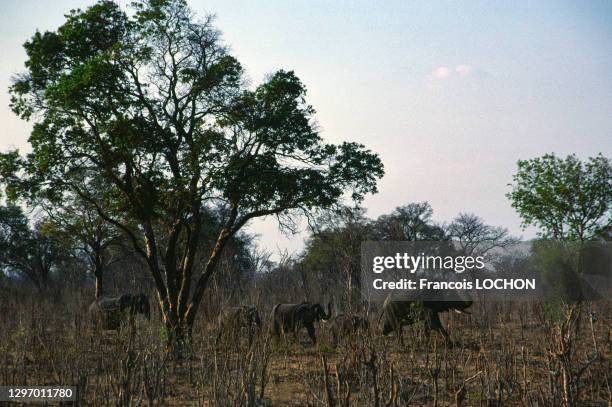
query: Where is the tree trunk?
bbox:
[557,302,581,407]
[94,273,103,298]
[143,220,233,359]
[184,231,232,334]
[94,263,104,298]
[162,308,188,360]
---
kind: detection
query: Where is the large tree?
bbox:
[4,0,383,347]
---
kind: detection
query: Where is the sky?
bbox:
[1,1,611,258]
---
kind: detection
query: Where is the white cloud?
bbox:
[455,64,472,76]
[429,64,477,80]
[432,66,452,79]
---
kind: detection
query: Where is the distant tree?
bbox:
[301,207,372,312]
[446,213,517,256]
[373,202,446,241]
[0,206,64,291]
[4,0,383,351]
[508,153,611,241]
[44,196,123,298]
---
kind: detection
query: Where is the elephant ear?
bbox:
[310,303,321,315]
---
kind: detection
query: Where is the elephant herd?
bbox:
[88,294,472,347]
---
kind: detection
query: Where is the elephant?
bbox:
[380,297,472,346]
[326,314,369,347]
[271,302,332,345]
[89,293,150,331]
[216,305,261,345]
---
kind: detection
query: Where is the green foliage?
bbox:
[542,300,565,322]
[531,239,611,303]
[531,240,582,301]
[159,323,168,343]
[0,151,27,203]
[0,206,66,289]
[374,202,446,241]
[8,0,383,228]
[0,205,30,254]
[508,153,611,240]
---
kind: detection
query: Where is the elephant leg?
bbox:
[247,327,254,346]
[293,324,300,343]
[428,310,452,346]
[278,325,285,341]
[215,331,222,346]
[215,322,224,345]
[392,319,404,345]
[89,316,97,348]
[305,323,317,345]
[90,315,98,332]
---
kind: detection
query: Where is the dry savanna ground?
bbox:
[0,289,610,406]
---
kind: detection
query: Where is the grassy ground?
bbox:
[0,293,610,406]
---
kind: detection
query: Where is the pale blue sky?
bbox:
[1,1,611,257]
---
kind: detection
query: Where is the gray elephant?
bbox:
[380,297,472,346]
[89,293,150,331]
[217,305,261,344]
[271,302,332,345]
[327,314,369,347]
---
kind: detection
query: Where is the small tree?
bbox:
[507,153,611,241]
[508,153,611,406]
[373,202,446,241]
[4,0,383,350]
[446,212,516,256]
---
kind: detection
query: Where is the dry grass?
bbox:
[0,289,610,406]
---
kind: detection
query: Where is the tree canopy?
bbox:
[507,153,611,240]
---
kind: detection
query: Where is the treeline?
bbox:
[0,204,260,307]
[0,200,515,314]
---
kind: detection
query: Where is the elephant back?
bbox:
[89,295,129,331]
[96,296,125,312]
